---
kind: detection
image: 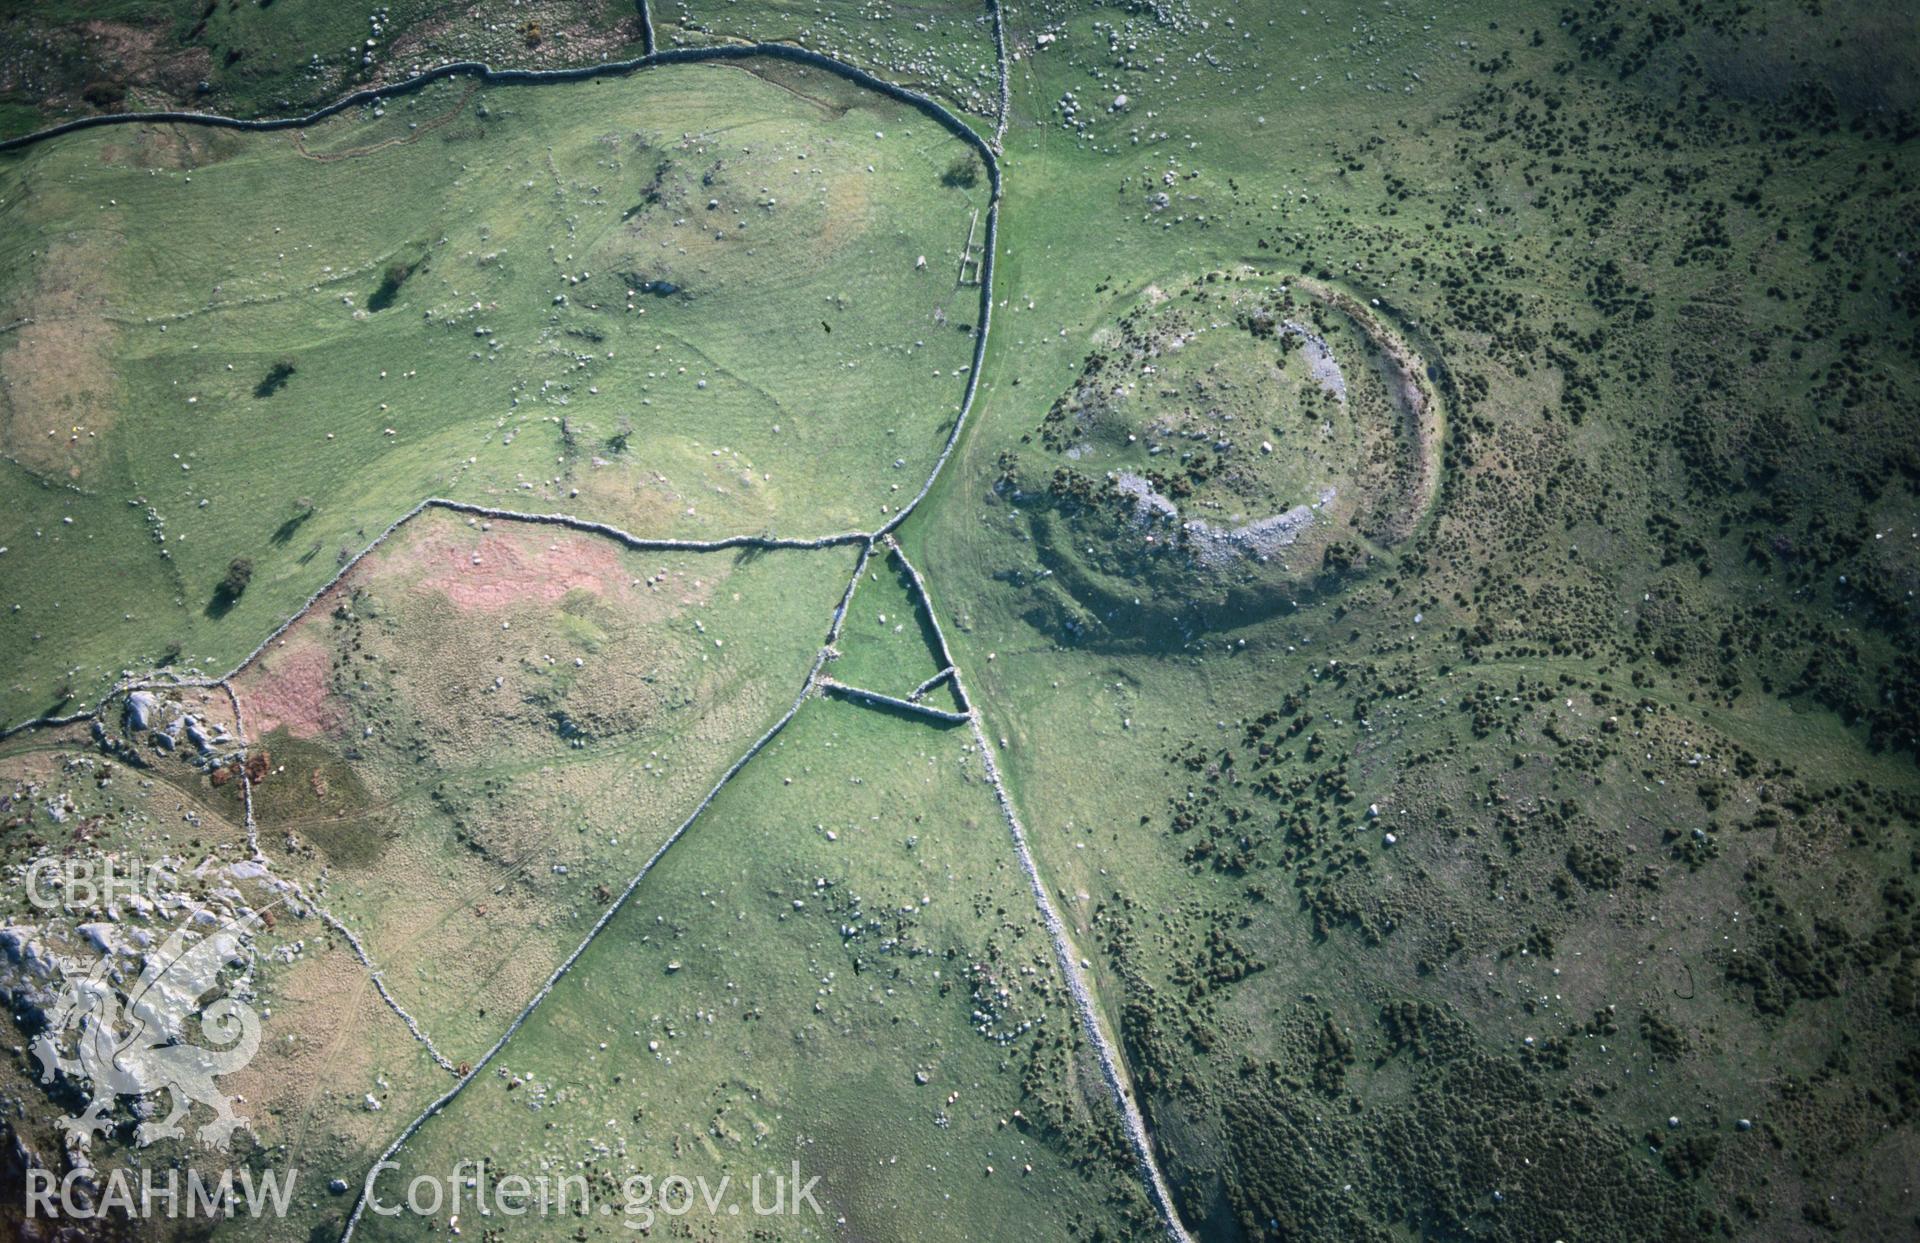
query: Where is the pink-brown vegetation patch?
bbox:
[237,642,344,741]
[404,522,632,613]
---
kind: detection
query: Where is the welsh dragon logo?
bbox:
[31,910,265,1151]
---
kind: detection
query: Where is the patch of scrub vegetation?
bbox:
[228,508,857,1065]
[365,254,426,313]
[993,272,1440,647]
[243,726,382,863]
[0,60,983,730]
[253,357,298,398]
[356,699,1153,1243]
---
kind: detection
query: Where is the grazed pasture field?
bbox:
[361,698,1155,1242]
[0,61,982,729]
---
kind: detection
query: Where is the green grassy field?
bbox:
[828,546,953,697]
[0,59,983,730]
[353,697,1152,1242]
